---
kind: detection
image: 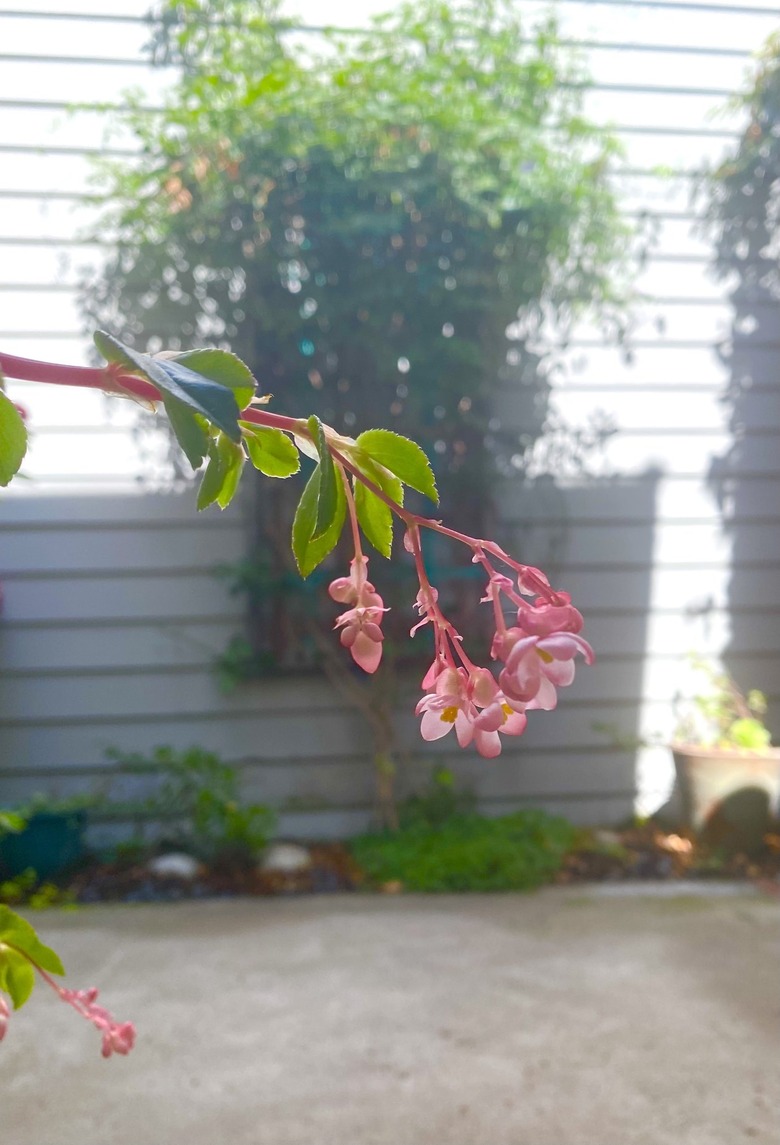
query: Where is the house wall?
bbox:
[1,0,779,832]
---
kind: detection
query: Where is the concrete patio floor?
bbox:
[4,887,779,1145]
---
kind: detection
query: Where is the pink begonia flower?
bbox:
[416,665,528,758]
[498,631,595,711]
[0,996,9,1042]
[329,557,387,674]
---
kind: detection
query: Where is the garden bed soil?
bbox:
[47,823,780,905]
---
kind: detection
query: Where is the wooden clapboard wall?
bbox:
[0,0,778,834]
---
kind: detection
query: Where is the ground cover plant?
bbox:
[351,808,577,892]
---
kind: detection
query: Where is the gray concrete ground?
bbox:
[4,888,779,1145]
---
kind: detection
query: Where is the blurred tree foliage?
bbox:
[81,1,630,815]
[85,0,627,513]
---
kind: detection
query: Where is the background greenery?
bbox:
[85,0,627,506]
[80,0,630,817]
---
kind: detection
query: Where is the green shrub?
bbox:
[399,767,477,830]
[107,746,275,863]
[351,809,576,892]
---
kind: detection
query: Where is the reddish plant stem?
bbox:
[331,446,559,604]
[474,551,509,635]
[1,351,558,603]
[0,351,307,436]
[340,465,364,562]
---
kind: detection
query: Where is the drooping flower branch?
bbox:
[0,906,135,1059]
[0,335,596,1046]
[0,338,594,762]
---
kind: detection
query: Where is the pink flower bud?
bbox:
[516,593,583,637]
[328,576,357,604]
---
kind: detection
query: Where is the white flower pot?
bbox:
[672,744,780,847]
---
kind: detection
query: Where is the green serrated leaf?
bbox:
[215,433,244,509]
[291,463,346,577]
[307,415,339,539]
[0,390,28,487]
[94,330,241,442]
[354,429,438,503]
[241,423,300,478]
[162,394,209,469]
[170,349,257,410]
[0,905,65,1008]
[352,455,403,559]
[355,484,393,558]
[0,948,35,1010]
[196,434,245,510]
[196,440,226,510]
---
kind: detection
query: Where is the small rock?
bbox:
[147,852,200,880]
[260,842,312,874]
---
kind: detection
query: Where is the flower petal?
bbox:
[470,667,498,707]
[339,625,358,648]
[504,635,540,672]
[543,658,576,687]
[474,727,502,758]
[499,654,542,703]
[501,709,528,736]
[538,632,595,663]
[526,675,558,711]
[455,709,475,748]
[474,702,505,733]
[351,630,383,673]
[420,707,455,741]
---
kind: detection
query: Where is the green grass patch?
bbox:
[350,809,577,893]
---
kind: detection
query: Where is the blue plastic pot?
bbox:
[0,811,87,880]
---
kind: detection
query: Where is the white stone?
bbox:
[148,852,200,880]
[260,842,312,874]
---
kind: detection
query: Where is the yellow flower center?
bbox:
[536,648,554,664]
[440,705,458,723]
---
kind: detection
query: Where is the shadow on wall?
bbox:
[710,292,780,738]
[705,42,780,741]
[489,469,661,823]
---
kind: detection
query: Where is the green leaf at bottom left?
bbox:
[0,389,28,487]
[0,905,64,1009]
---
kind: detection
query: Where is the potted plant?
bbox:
[672,661,780,850]
[0,795,94,881]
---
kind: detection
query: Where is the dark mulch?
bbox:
[67,843,363,904]
[5,827,780,907]
[556,824,780,889]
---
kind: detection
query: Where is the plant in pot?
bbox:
[0,795,94,881]
[672,660,780,851]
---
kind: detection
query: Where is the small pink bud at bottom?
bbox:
[0,996,10,1042]
[101,1022,136,1059]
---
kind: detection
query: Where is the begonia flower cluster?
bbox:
[329,529,594,758]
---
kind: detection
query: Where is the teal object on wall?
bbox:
[0,812,87,880]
